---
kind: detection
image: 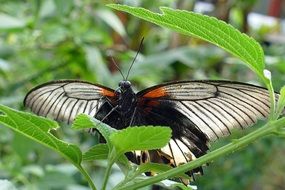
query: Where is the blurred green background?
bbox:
[0,0,285,189]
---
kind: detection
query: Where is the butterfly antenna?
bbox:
[111,57,125,81]
[126,37,144,81]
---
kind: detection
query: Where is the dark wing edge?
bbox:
[24,80,116,124]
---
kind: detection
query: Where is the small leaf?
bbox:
[72,114,117,144]
[135,163,189,179]
[135,163,172,176]
[83,143,130,166]
[108,4,265,79]
[83,144,109,161]
[137,163,172,174]
[110,126,171,154]
[72,114,95,130]
[0,104,82,165]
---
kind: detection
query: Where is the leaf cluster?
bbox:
[0,3,284,190]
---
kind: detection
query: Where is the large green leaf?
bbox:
[108,4,265,80]
[109,126,171,154]
[0,104,82,165]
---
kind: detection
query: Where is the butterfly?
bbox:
[23,36,277,182]
[24,77,277,180]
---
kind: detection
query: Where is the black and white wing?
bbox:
[24,80,116,123]
[136,80,277,172]
[139,80,276,141]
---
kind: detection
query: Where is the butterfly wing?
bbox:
[134,80,276,173]
[24,80,116,124]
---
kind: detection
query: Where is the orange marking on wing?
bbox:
[101,88,115,97]
[143,87,167,98]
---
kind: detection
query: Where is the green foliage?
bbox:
[108,4,266,81]
[0,104,82,165]
[0,1,284,190]
[0,105,174,189]
[108,4,278,117]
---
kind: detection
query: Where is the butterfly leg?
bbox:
[89,96,107,115]
[129,107,138,126]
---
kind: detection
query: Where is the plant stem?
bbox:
[102,161,113,190]
[265,80,276,120]
[116,118,285,190]
[77,165,97,190]
[102,148,117,190]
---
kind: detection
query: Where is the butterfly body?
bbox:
[96,80,138,129]
[115,81,137,118]
[96,80,209,157]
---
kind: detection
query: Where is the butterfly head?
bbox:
[118,80,132,92]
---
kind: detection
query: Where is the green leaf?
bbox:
[108,4,265,79]
[0,104,82,165]
[83,144,109,161]
[72,114,117,144]
[83,143,130,166]
[110,126,171,154]
[136,163,172,174]
[72,114,95,130]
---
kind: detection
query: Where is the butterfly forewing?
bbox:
[24,80,116,123]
